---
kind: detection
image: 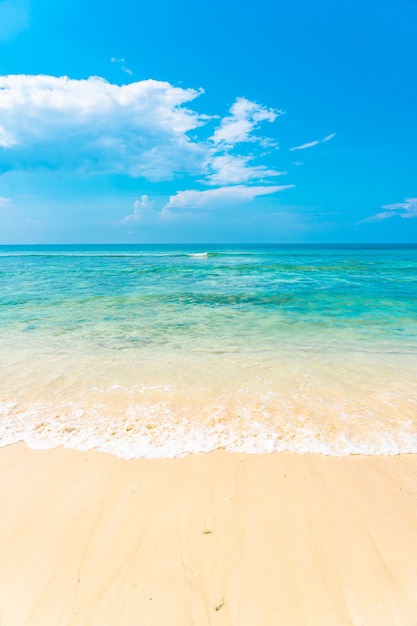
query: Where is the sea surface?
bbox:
[0,243,416,458]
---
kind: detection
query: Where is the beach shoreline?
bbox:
[1,444,417,625]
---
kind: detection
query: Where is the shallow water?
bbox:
[1,244,416,457]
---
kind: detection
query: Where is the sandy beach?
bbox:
[0,445,416,625]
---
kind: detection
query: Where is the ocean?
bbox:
[0,243,416,457]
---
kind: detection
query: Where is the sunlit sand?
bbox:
[1,444,417,625]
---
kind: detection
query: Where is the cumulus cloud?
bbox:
[363,197,417,222]
[210,97,282,148]
[0,0,29,41]
[122,195,155,222]
[0,74,294,212]
[0,75,205,179]
[0,75,284,188]
[163,184,294,211]
[290,132,336,152]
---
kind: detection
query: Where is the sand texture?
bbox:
[1,445,417,625]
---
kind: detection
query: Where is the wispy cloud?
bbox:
[122,195,154,222]
[290,140,320,151]
[0,124,16,148]
[205,154,285,186]
[290,132,336,152]
[0,0,29,42]
[110,57,133,76]
[362,197,417,223]
[210,97,282,148]
[0,196,11,206]
[163,184,294,211]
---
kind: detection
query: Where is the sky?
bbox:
[0,0,416,244]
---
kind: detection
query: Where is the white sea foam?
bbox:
[1,394,417,459]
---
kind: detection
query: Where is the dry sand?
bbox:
[0,444,417,625]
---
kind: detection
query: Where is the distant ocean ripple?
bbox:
[1,244,416,458]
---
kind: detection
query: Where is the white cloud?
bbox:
[0,196,11,206]
[205,154,285,186]
[122,195,155,222]
[163,184,294,211]
[210,97,282,148]
[289,140,319,151]
[289,132,336,152]
[0,75,284,190]
[110,57,133,76]
[0,74,294,208]
[0,125,17,148]
[0,75,204,179]
[0,0,29,42]
[363,197,417,222]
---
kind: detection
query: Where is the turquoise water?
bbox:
[1,244,416,457]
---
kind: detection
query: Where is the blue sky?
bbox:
[0,0,416,243]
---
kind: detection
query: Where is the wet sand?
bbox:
[1,444,417,625]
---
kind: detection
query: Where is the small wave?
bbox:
[187,252,209,259]
[1,397,417,459]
